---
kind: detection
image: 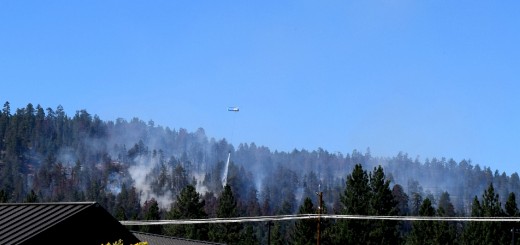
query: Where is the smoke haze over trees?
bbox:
[1,101,519,244]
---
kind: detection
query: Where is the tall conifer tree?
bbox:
[408,198,436,245]
[291,197,316,245]
[369,165,399,244]
[338,164,370,244]
[209,184,242,244]
[164,185,208,240]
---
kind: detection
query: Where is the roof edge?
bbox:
[0,201,97,206]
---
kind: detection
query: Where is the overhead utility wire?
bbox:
[121,214,315,226]
[120,214,520,226]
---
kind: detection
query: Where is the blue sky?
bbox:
[1,1,519,175]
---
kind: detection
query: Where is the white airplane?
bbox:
[228,107,239,112]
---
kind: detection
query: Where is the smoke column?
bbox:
[222,152,231,187]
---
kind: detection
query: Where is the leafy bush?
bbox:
[101,239,148,245]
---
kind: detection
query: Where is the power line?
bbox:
[121,214,315,226]
[120,214,520,226]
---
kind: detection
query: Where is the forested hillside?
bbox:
[1,101,519,244]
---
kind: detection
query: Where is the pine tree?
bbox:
[462,196,482,244]
[0,101,10,151]
[481,183,508,244]
[209,184,242,244]
[505,192,519,217]
[338,164,370,244]
[368,165,398,244]
[435,191,458,244]
[392,184,411,239]
[463,183,508,244]
[437,191,456,217]
[114,206,127,221]
[24,189,38,203]
[291,197,316,245]
[505,192,519,244]
[141,198,161,234]
[270,222,284,245]
[0,189,8,203]
[407,198,436,245]
[164,184,208,240]
[392,184,409,215]
[240,224,259,245]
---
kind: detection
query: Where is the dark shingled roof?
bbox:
[131,231,226,245]
[0,202,140,245]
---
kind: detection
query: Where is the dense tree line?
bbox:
[1,101,519,244]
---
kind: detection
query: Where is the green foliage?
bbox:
[506,192,520,245]
[217,184,238,218]
[101,239,148,245]
[270,222,285,245]
[407,198,436,244]
[368,166,399,244]
[435,192,459,244]
[392,184,409,216]
[291,197,316,245]
[24,189,38,203]
[141,198,162,234]
[3,101,520,244]
[438,191,456,217]
[0,189,9,203]
[209,184,242,244]
[114,183,141,226]
[164,185,208,240]
[338,164,370,244]
[463,183,509,244]
[101,239,123,245]
[338,164,399,244]
[505,192,519,217]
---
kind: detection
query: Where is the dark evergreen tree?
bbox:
[141,198,162,234]
[481,183,508,244]
[164,185,208,241]
[435,191,459,244]
[437,191,456,217]
[203,191,218,218]
[114,205,127,221]
[505,192,519,217]
[368,165,399,244]
[240,224,258,245]
[172,163,190,195]
[463,183,508,244]
[241,187,261,244]
[0,101,11,151]
[244,187,261,217]
[290,197,316,245]
[4,101,520,243]
[407,198,436,244]
[392,184,411,238]
[270,222,284,245]
[505,192,520,245]
[24,189,38,203]
[392,184,409,216]
[462,196,482,243]
[209,184,241,244]
[338,164,370,244]
[115,184,142,226]
[0,189,8,203]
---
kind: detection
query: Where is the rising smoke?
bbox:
[36,116,517,215]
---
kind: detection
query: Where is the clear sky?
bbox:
[1,1,519,175]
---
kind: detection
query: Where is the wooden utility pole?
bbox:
[317,191,323,245]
